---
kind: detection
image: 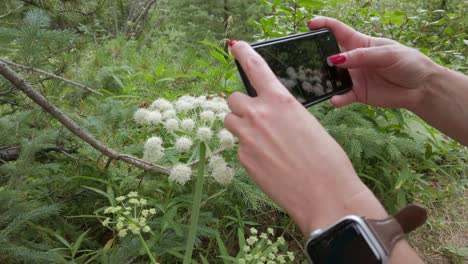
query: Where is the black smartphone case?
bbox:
[235,29,353,108]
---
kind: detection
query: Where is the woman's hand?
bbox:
[225,41,387,235]
[308,16,468,145]
[225,39,425,264]
[308,16,440,112]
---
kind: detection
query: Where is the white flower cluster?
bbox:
[100,192,156,238]
[143,136,164,164]
[134,108,162,126]
[169,163,192,185]
[208,156,233,185]
[134,95,237,185]
[237,227,295,264]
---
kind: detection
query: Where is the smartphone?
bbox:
[235,29,353,107]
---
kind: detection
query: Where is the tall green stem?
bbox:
[183,143,207,264]
[137,232,157,264]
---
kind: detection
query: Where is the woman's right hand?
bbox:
[308,16,440,112]
[308,16,468,146]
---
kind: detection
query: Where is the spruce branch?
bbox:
[0,88,17,96]
[0,59,103,96]
[0,4,24,19]
[0,60,171,175]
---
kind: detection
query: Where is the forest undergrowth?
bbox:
[0,0,466,263]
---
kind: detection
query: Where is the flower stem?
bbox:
[137,232,157,264]
[183,142,207,264]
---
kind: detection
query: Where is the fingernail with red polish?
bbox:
[229,39,238,47]
[307,20,313,28]
[327,54,346,66]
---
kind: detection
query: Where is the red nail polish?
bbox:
[328,54,346,65]
[307,20,313,28]
[229,40,238,47]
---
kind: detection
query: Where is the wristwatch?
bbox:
[305,204,428,264]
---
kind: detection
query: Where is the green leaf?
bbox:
[362,2,371,8]
[395,165,413,190]
[237,227,246,256]
[191,71,213,82]
[445,246,468,257]
[70,176,115,188]
[54,234,71,249]
[71,230,89,258]
[444,27,454,35]
[297,0,325,8]
[430,18,447,26]
[199,40,229,57]
[209,50,229,68]
[106,185,115,206]
[200,253,210,264]
[82,186,109,200]
[215,233,229,263]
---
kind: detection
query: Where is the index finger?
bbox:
[307,16,370,51]
[230,41,286,96]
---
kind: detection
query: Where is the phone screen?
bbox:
[237,30,352,107]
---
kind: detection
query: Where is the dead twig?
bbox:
[0,144,77,162]
[0,60,171,175]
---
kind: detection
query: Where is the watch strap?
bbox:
[366,204,428,256]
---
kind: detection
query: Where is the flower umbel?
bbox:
[99,192,157,238]
[175,136,193,153]
[134,95,238,186]
[235,227,295,264]
[169,163,192,185]
[143,136,164,164]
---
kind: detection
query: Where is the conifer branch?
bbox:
[0,60,171,175]
[0,4,24,19]
[0,59,104,96]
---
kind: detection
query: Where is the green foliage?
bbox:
[252,0,467,213]
[0,189,63,263]
[0,8,77,66]
[0,0,466,263]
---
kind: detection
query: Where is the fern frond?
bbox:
[322,104,373,128]
[0,204,61,240]
[0,244,63,263]
[229,169,279,211]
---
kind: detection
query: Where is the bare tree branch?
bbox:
[0,144,79,162]
[0,144,21,162]
[0,59,104,96]
[123,0,157,39]
[0,60,171,175]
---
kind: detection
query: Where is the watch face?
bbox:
[306,219,382,264]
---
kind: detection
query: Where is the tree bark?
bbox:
[440,0,447,10]
[0,144,79,162]
[0,145,21,162]
[223,0,232,53]
[0,60,170,175]
[123,0,157,39]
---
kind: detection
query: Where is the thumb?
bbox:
[327,45,399,69]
